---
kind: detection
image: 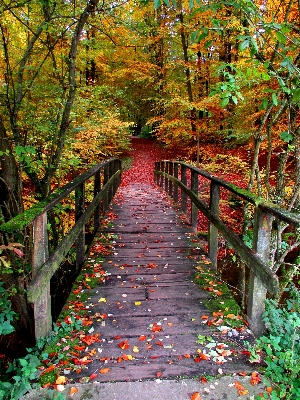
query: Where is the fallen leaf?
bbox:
[250,371,261,385]
[118,340,130,350]
[55,376,66,385]
[98,297,107,303]
[190,392,201,400]
[132,346,139,353]
[156,371,163,378]
[69,387,78,396]
[99,368,110,374]
[89,373,98,381]
[56,385,65,392]
[152,323,162,332]
[234,381,249,395]
[139,335,147,341]
[134,301,142,306]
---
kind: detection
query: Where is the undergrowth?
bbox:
[250,285,300,400]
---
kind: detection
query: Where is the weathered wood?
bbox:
[75,183,85,270]
[156,170,279,295]
[191,169,198,231]
[180,164,187,215]
[27,170,121,304]
[247,209,273,336]
[173,163,179,203]
[94,169,101,232]
[208,182,220,269]
[66,183,259,383]
[32,213,51,339]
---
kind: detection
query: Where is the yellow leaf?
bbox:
[55,376,66,385]
[132,346,139,353]
[134,301,142,306]
[98,298,107,303]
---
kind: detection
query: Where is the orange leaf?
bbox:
[81,334,101,345]
[200,376,208,383]
[183,353,190,358]
[190,392,202,400]
[74,345,85,351]
[156,371,163,378]
[69,387,78,396]
[234,381,249,395]
[41,364,56,376]
[250,372,261,385]
[139,335,147,341]
[99,368,110,374]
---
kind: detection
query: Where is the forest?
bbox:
[0,0,299,398]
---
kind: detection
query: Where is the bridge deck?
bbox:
[65,183,256,383]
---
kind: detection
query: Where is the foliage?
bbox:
[0,316,82,400]
[0,282,16,335]
[249,286,300,399]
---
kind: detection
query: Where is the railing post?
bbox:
[173,163,178,203]
[94,169,101,233]
[191,169,198,232]
[102,163,109,213]
[181,164,187,216]
[108,161,113,204]
[32,213,51,339]
[168,162,173,198]
[208,182,220,269]
[154,162,158,185]
[75,183,85,270]
[247,208,272,336]
[159,162,164,188]
[165,162,169,193]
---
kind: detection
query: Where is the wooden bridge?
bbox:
[1,157,299,383]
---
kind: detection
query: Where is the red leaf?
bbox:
[152,323,162,332]
[118,340,130,350]
[89,373,98,381]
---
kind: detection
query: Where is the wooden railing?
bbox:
[154,160,300,336]
[0,158,121,339]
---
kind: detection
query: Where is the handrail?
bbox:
[1,158,122,339]
[154,160,300,336]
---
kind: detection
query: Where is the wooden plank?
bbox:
[63,183,258,384]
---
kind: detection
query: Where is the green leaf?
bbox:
[239,39,250,51]
[220,97,229,107]
[292,88,300,103]
[204,40,212,49]
[189,0,194,9]
[276,31,286,44]
[271,92,278,106]
[154,0,161,9]
[260,98,268,110]
[279,131,293,142]
[232,95,238,105]
[261,72,270,81]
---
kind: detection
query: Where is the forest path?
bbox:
[67,181,257,383]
